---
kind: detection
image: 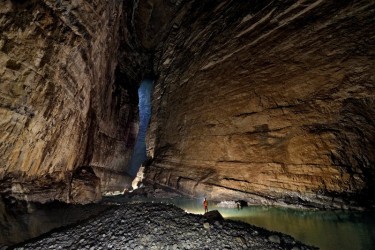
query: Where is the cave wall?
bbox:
[0,0,137,202]
[1,0,374,208]
[0,0,196,202]
[145,0,375,208]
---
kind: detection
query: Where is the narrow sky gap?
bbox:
[127,77,154,177]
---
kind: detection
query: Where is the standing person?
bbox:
[203,198,208,213]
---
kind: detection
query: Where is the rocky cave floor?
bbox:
[11,201,316,250]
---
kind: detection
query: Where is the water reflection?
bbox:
[135,197,375,250]
[228,207,375,250]
[0,197,108,248]
[2,195,374,250]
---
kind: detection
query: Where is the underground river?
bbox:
[107,196,375,250]
[1,196,374,250]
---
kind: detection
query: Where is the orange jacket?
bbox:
[203,200,208,207]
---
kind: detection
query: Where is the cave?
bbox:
[127,76,154,177]
[0,0,375,249]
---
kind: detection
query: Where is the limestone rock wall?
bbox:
[145,0,375,208]
[1,0,374,208]
[0,0,137,202]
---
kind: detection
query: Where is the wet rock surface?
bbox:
[13,202,316,250]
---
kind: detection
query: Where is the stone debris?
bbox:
[268,235,281,244]
[14,202,317,250]
[203,210,224,222]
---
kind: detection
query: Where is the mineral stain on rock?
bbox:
[144,0,375,209]
[0,0,374,214]
[2,0,375,249]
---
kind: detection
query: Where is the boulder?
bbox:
[204,210,224,222]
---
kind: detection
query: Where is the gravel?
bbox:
[13,202,317,250]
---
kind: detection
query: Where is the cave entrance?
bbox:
[127,77,154,178]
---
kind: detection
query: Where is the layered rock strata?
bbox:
[1,0,374,209]
[145,0,375,209]
[0,0,137,202]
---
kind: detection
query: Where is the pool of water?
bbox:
[0,197,109,248]
[127,197,375,250]
[2,194,374,250]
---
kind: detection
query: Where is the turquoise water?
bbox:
[149,198,375,250]
[2,195,374,249]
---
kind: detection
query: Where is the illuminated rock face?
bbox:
[1,0,374,207]
[145,0,375,208]
[0,0,137,202]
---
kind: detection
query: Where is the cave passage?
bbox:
[127,77,154,177]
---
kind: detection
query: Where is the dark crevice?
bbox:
[127,77,154,177]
